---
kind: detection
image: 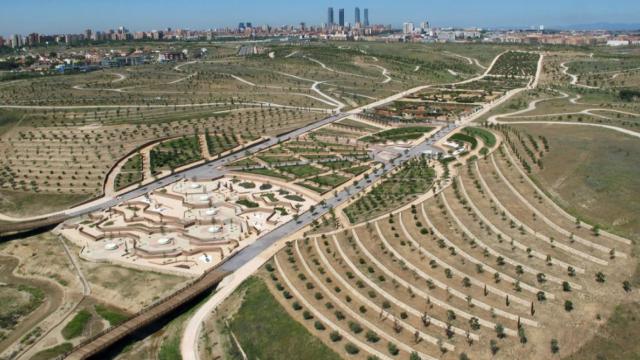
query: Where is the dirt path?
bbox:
[0,256,64,354]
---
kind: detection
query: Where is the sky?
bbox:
[1,0,639,36]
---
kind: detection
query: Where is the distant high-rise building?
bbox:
[0,36,5,47]
[327,7,334,26]
[338,8,345,27]
[84,29,92,41]
[238,22,246,30]
[364,9,369,27]
[246,22,253,29]
[355,7,361,25]
[403,22,415,35]
[11,34,19,48]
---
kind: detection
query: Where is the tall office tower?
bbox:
[327,7,334,26]
[355,7,361,25]
[338,8,345,27]
[11,34,19,48]
[84,29,92,41]
[246,22,253,28]
[403,22,415,34]
[364,9,369,26]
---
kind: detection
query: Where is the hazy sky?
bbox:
[1,0,639,36]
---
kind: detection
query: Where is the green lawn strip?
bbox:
[241,168,290,180]
[320,160,353,170]
[94,305,128,327]
[257,155,299,164]
[449,133,478,150]
[277,164,323,178]
[114,171,143,191]
[237,199,260,208]
[61,310,92,340]
[308,174,349,188]
[362,126,434,143]
[229,158,260,167]
[337,118,383,132]
[229,277,341,360]
[120,154,143,172]
[463,127,497,147]
[344,166,370,176]
[30,342,73,360]
[284,194,305,202]
[295,182,327,194]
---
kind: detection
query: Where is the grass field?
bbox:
[228,276,340,360]
[30,342,73,360]
[61,310,91,340]
[512,124,640,240]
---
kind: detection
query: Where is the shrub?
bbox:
[314,321,326,331]
[292,302,302,311]
[490,339,499,355]
[345,343,360,355]
[388,342,399,356]
[349,321,363,334]
[366,330,380,343]
[329,331,342,342]
[564,300,574,312]
[302,310,314,320]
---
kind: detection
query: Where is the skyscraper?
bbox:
[403,22,415,35]
[327,7,334,26]
[338,8,345,27]
[355,7,361,25]
[11,34,19,48]
[364,9,369,27]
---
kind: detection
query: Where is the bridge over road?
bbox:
[61,269,229,360]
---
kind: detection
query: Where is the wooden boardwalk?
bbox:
[63,269,229,360]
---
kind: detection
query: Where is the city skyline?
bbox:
[1,0,640,36]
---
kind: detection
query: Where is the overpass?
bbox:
[61,269,229,360]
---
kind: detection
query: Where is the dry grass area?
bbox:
[506,124,640,240]
[79,260,188,312]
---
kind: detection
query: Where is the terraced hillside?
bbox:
[257,128,634,360]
